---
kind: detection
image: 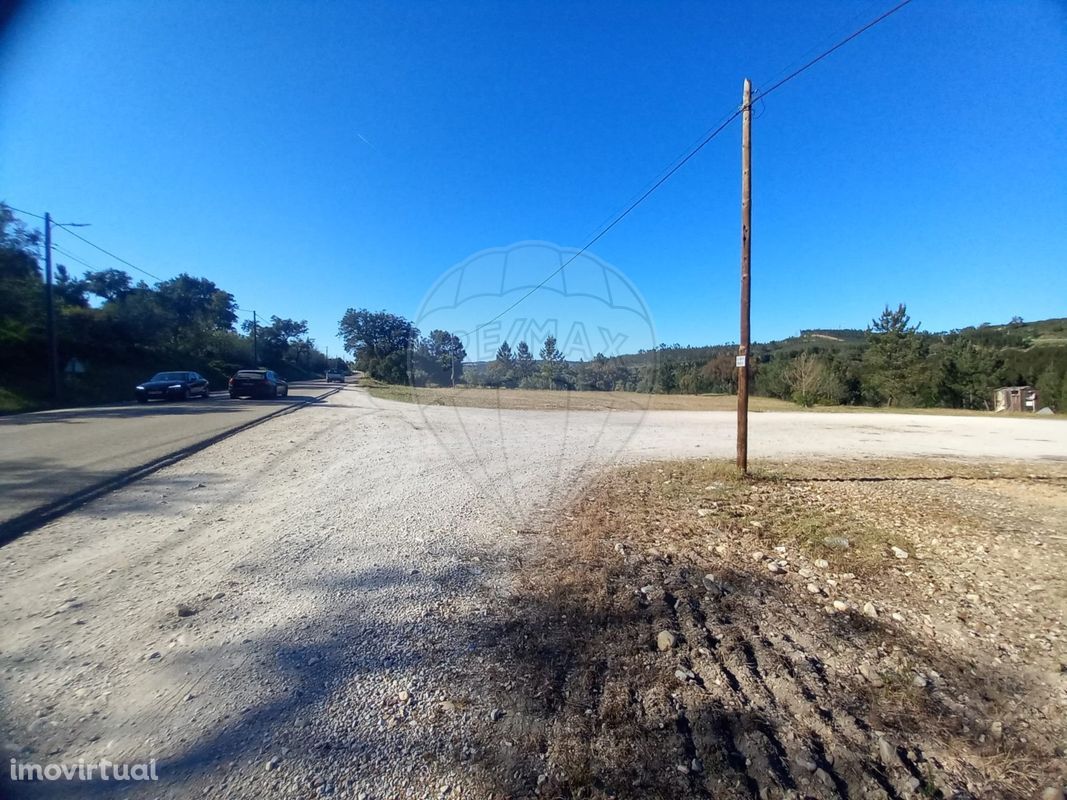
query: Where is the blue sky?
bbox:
[2,0,1065,358]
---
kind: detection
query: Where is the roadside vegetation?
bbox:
[459,458,1067,798]
[0,203,340,412]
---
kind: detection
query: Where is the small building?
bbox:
[994,385,1039,413]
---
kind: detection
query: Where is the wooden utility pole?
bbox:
[43,212,61,401]
[737,78,752,474]
[252,310,259,365]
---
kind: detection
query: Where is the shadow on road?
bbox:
[3,533,1055,799]
[0,559,483,799]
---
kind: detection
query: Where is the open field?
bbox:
[365,381,794,411]
[462,458,1067,798]
[363,380,1064,417]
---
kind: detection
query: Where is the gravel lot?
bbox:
[1,387,1064,798]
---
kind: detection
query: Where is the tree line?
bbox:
[752,306,1067,411]
[0,204,331,410]
[338,302,1067,412]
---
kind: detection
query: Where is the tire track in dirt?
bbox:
[484,553,980,799]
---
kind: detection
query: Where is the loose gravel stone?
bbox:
[657,630,679,651]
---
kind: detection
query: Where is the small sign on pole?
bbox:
[735,355,747,368]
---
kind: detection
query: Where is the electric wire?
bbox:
[470,109,742,335]
[750,0,913,104]
[4,203,167,282]
[50,244,102,273]
[470,0,915,331]
[6,203,283,329]
[51,223,166,282]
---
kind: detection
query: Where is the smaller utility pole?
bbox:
[737,78,752,474]
[44,213,60,401]
[251,310,258,365]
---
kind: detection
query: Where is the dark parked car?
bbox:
[135,371,210,403]
[229,369,289,399]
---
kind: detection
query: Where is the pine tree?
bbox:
[514,341,535,384]
[539,335,565,389]
[488,340,515,387]
[863,303,926,406]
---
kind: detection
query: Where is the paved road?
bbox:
[0,382,336,532]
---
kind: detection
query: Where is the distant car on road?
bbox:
[326,369,346,383]
[229,369,289,399]
[135,371,210,403]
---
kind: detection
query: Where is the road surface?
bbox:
[0,387,1064,798]
[0,382,336,535]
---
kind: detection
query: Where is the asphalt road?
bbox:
[0,381,336,532]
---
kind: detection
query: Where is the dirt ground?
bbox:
[364,381,795,411]
[460,459,1067,799]
[362,381,1056,418]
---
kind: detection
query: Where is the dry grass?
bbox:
[461,457,1067,799]
[360,379,1064,417]
[363,380,795,411]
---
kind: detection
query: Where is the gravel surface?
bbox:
[0,387,1064,798]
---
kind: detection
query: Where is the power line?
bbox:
[471,110,742,335]
[2,202,168,282]
[751,0,914,104]
[3,203,46,221]
[50,244,102,273]
[470,0,914,332]
[51,223,166,283]
[6,203,286,338]
[752,0,889,94]
[579,107,743,244]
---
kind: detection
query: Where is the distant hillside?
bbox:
[951,317,1067,349]
[633,318,1067,364]
[460,314,1066,411]
[797,329,867,342]
[466,318,1066,368]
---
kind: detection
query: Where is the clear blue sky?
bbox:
[2,0,1065,358]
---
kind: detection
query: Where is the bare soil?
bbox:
[364,381,795,412]
[362,380,1060,417]
[462,459,1067,799]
